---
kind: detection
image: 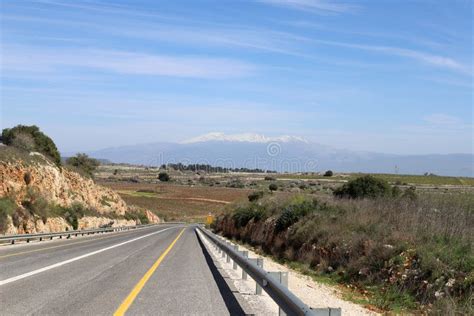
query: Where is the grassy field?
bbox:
[276,172,474,186]
[99,182,251,222]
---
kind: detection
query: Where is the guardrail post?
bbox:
[232,245,239,269]
[248,258,264,294]
[226,242,231,263]
[240,251,249,279]
[269,272,289,316]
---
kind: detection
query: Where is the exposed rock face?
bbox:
[78,217,136,230]
[144,210,160,224]
[4,216,72,235]
[1,160,128,215]
[0,158,160,234]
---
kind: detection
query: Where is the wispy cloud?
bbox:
[311,39,471,75]
[423,113,463,126]
[259,0,356,14]
[1,46,256,79]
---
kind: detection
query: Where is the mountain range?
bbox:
[84,133,473,177]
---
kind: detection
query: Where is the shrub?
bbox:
[391,185,402,198]
[48,202,101,230]
[403,186,418,200]
[269,183,278,192]
[275,199,335,232]
[21,188,49,223]
[2,125,61,165]
[0,197,17,232]
[66,153,100,178]
[248,191,265,202]
[226,179,245,188]
[324,170,334,177]
[264,176,276,181]
[124,210,150,224]
[232,205,266,228]
[333,175,392,199]
[158,172,170,182]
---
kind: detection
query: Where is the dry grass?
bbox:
[215,191,474,313]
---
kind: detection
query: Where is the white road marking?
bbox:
[0,226,182,286]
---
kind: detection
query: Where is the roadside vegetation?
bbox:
[65,153,100,178]
[1,125,61,166]
[214,176,473,314]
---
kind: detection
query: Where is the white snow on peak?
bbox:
[181,132,309,144]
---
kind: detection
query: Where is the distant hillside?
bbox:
[86,133,473,177]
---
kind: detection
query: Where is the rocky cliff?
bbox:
[0,153,160,234]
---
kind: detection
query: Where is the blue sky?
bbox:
[1,0,472,154]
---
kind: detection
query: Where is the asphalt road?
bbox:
[0,225,245,315]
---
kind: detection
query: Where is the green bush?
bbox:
[248,191,265,202]
[232,205,266,228]
[333,175,392,199]
[21,188,49,224]
[66,153,100,178]
[275,199,335,232]
[124,210,150,224]
[2,125,61,165]
[269,183,278,192]
[0,197,17,232]
[49,202,101,230]
[158,172,170,182]
[391,185,402,198]
[324,170,334,177]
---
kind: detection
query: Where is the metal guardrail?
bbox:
[0,222,185,244]
[197,226,319,316]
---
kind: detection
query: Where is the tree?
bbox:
[2,125,61,165]
[324,170,333,177]
[333,175,391,199]
[269,183,278,192]
[158,172,170,182]
[66,153,100,178]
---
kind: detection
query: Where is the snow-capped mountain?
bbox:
[86,133,473,177]
[181,132,309,144]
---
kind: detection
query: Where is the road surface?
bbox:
[0,225,245,315]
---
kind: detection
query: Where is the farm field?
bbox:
[276,172,474,186]
[99,181,252,222]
